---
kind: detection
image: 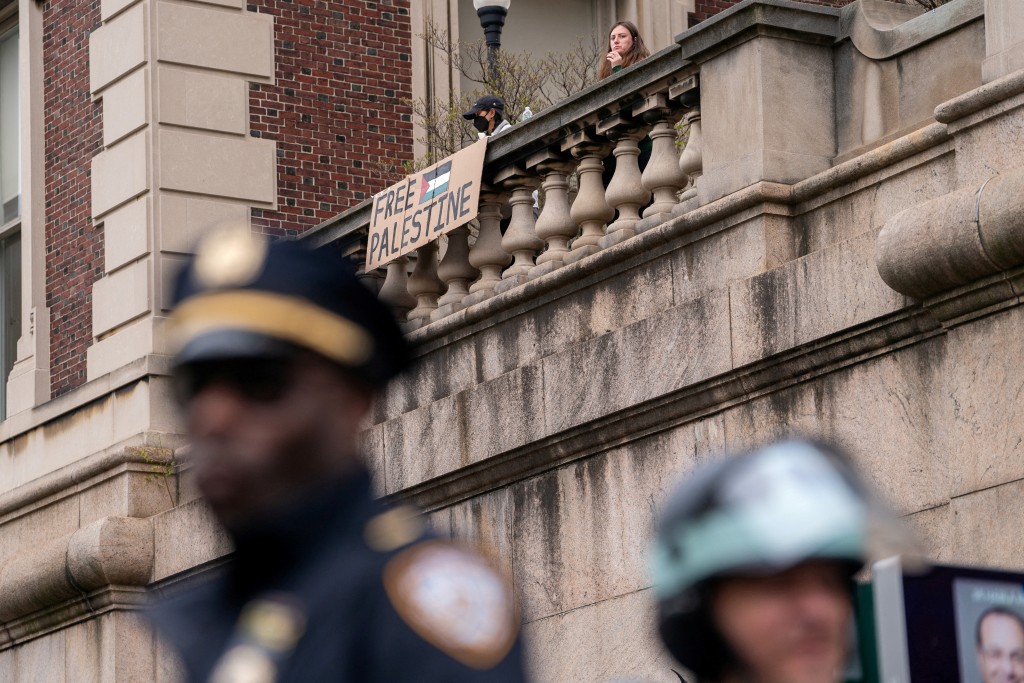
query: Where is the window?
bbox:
[0,14,20,419]
[0,21,17,224]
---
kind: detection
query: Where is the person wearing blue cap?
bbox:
[150,225,527,683]
[462,95,512,137]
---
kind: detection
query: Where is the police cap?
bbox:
[169,224,409,389]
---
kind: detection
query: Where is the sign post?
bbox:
[366,138,488,271]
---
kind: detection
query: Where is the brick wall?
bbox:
[248,0,414,238]
[43,0,104,397]
[690,0,856,23]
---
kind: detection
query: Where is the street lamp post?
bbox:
[473,0,510,83]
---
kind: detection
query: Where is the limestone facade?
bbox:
[2,0,1024,681]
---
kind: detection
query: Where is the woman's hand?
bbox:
[606,51,623,68]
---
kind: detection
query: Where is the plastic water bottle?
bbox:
[520,106,533,122]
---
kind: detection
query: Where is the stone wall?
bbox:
[3,1,1024,682]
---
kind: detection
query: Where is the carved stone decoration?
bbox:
[407,242,443,323]
[465,188,511,305]
[642,113,689,217]
[679,108,703,184]
[378,255,416,321]
[600,126,652,248]
[565,137,614,264]
[431,226,479,321]
[530,155,578,279]
[496,167,542,291]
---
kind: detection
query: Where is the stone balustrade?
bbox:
[306,0,988,333]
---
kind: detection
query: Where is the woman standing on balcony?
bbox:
[598,21,650,79]
[598,21,654,192]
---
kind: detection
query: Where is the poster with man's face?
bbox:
[955,579,1024,683]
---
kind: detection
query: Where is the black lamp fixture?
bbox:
[473,0,511,81]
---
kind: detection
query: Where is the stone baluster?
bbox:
[464,186,511,306]
[673,108,703,215]
[527,149,577,279]
[431,226,478,321]
[564,132,614,264]
[637,94,688,222]
[495,165,542,292]
[679,108,703,185]
[597,114,651,248]
[406,242,443,326]
[378,255,415,321]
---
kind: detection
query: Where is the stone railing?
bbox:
[306,42,700,329]
[305,0,987,331]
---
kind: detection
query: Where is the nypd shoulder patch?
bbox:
[382,540,518,670]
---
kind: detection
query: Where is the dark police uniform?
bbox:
[150,225,526,682]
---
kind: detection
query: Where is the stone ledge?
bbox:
[0,517,153,647]
[877,165,1024,300]
[397,303,948,512]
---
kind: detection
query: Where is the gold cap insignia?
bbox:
[193,223,268,290]
[240,596,307,652]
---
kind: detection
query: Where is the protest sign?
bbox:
[366,138,487,271]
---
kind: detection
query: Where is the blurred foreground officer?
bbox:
[150,226,526,683]
[653,440,903,683]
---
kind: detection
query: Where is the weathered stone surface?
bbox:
[948,479,1024,572]
[152,498,232,581]
[722,344,949,515]
[938,308,1024,497]
[671,214,794,305]
[384,365,545,492]
[13,629,66,682]
[511,418,725,622]
[372,338,478,425]
[730,230,906,367]
[79,471,176,527]
[541,291,731,434]
[904,504,954,565]
[449,487,515,581]
[522,588,678,683]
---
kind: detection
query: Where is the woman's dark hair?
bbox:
[598,21,651,80]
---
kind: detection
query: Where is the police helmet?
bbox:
[652,440,891,681]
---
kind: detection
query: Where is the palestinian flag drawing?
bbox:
[419,161,453,204]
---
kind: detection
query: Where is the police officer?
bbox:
[150,225,527,682]
[652,440,906,683]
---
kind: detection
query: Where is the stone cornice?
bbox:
[0,516,154,648]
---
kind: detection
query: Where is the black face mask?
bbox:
[473,115,490,133]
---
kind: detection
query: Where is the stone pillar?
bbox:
[597,114,651,249]
[379,256,416,321]
[637,94,687,220]
[6,0,48,415]
[564,132,613,265]
[85,0,276,380]
[406,243,443,326]
[465,187,511,306]
[983,0,1024,83]
[527,150,577,279]
[495,166,542,292]
[695,26,835,205]
[672,108,703,216]
[432,227,478,321]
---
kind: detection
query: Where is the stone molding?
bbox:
[877,166,1024,301]
[839,0,981,60]
[0,516,154,648]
